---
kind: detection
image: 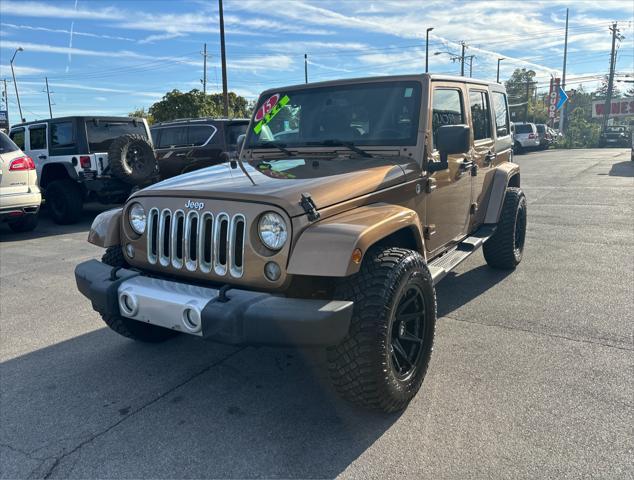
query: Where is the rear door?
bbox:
[27,123,49,177]
[154,125,189,178]
[467,87,495,228]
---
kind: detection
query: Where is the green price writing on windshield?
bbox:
[253,94,290,134]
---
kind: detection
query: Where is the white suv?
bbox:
[0,131,41,232]
[513,122,540,153]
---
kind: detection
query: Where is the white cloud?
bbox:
[0,64,46,76]
[138,32,186,44]
[20,80,163,98]
[1,1,123,20]
[0,23,136,41]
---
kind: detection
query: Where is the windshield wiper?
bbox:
[251,141,293,157]
[308,139,373,158]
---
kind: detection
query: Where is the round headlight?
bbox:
[258,212,287,250]
[128,202,146,235]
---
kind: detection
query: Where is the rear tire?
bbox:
[108,134,157,186]
[100,246,177,343]
[327,247,437,412]
[483,187,527,269]
[513,141,523,154]
[8,213,39,233]
[46,180,83,225]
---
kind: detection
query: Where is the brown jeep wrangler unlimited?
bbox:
[75,74,525,412]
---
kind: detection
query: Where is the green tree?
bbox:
[128,107,154,125]
[504,68,537,122]
[148,89,251,123]
[594,75,621,99]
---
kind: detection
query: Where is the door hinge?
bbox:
[424,224,436,240]
[299,193,320,221]
[425,177,437,193]
[470,202,478,215]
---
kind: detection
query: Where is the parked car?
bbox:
[535,124,553,150]
[9,116,156,224]
[151,119,249,179]
[598,125,630,148]
[75,73,525,412]
[512,122,540,153]
[0,131,41,232]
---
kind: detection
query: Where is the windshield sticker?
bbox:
[253,94,290,134]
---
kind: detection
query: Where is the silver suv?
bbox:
[513,122,540,153]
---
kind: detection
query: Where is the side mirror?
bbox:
[236,134,246,155]
[427,125,470,173]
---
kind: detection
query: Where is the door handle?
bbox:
[38,154,47,160]
[175,153,186,157]
[485,151,496,164]
[459,159,474,171]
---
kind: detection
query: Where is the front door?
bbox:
[425,85,473,254]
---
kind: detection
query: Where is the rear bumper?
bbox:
[0,190,41,212]
[74,259,353,346]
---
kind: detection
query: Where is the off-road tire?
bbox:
[483,187,527,269]
[100,246,177,343]
[108,134,157,186]
[46,179,83,224]
[8,213,39,233]
[327,247,437,413]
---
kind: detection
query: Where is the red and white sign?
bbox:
[592,98,634,118]
[548,77,560,125]
[254,94,280,122]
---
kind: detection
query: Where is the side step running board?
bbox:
[427,225,496,285]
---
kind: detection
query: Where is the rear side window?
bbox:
[51,122,75,147]
[0,132,20,153]
[469,90,492,141]
[515,124,532,134]
[29,125,47,150]
[432,88,465,148]
[188,125,215,146]
[9,128,25,150]
[158,127,188,148]
[85,120,147,152]
[492,92,510,137]
[536,125,545,134]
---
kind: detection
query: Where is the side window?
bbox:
[432,88,465,148]
[50,122,75,147]
[150,129,160,146]
[29,125,47,150]
[492,92,510,137]
[469,90,492,141]
[188,125,215,146]
[10,128,25,150]
[158,127,188,148]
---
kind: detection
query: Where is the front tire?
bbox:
[100,246,177,343]
[483,187,527,269]
[327,247,437,413]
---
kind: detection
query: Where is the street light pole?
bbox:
[425,27,434,73]
[218,0,229,117]
[497,58,504,83]
[10,47,24,123]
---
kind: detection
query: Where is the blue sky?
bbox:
[0,0,632,124]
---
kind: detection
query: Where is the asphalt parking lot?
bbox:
[1,148,632,479]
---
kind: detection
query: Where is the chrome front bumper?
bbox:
[75,259,353,346]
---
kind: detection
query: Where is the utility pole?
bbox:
[602,22,621,133]
[218,0,229,117]
[560,8,569,133]
[524,79,531,123]
[460,42,466,77]
[497,58,504,83]
[45,76,53,118]
[201,43,208,94]
[304,54,308,83]
[467,55,475,78]
[425,27,434,73]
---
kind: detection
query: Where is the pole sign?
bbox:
[556,86,568,110]
[0,110,8,131]
[592,98,634,118]
[548,77,561,126]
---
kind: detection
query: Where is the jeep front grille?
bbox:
[146,208,245,278]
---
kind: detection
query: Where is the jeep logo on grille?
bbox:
[185,200,205,210]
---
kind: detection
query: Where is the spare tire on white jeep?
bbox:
[108,134,157,186]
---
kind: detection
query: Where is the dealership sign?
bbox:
[592,98,634,118]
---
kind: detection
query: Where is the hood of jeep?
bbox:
[134,155,418,217]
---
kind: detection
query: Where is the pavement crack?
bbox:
[442,314,633,352]
[0,442,45,461]
[40,346,246,479]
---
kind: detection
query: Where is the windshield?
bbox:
[605,126,626,133]
[85,120,148,152]
[246,81,422,149]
